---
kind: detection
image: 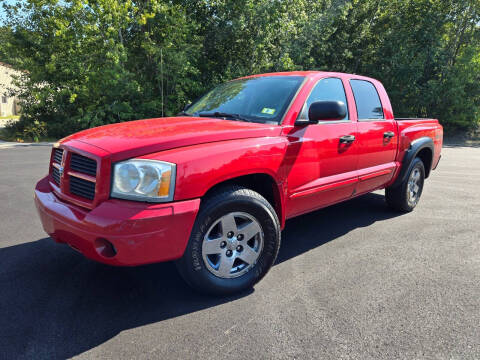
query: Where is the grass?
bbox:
[0,115,56,142]
[0,115,19,141]
[0,128,16,141]
[0,126,57,143]
[0,115,20,120]
[0,129,57,142]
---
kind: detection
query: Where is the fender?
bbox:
[391,136,434,188]
[141,136,289,225]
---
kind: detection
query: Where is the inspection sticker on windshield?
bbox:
[261,108,276,115]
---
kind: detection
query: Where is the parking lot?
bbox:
[0,145,479,359]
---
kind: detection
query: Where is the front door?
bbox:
[286,77,358,218]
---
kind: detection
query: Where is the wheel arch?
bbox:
[202,173,286,229]
[391,136,434,188]
[416,147,433,178]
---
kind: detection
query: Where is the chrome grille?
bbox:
[53,148,63,164]
[70,153,97,176]
[69,176,96,200]
[51,166,61,185]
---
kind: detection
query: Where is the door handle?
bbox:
[339,135,356,144]
[383,131,395,138]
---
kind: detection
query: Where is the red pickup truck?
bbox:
[35,71,443,295]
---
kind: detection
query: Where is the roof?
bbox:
[236,71,380,83]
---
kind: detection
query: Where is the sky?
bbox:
[0,0,67,25]
[0,0,23,25]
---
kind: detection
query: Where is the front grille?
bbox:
[52,166,61,185]
[70,153,97,177]
[53,148,63,164]
[50,148,99,203]
[69,176,96,200]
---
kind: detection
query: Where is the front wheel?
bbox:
[176,185,281,295]
[386,157,425,212]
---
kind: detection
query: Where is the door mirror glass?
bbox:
[308,101,347,122]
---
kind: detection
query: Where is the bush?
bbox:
[2,118,47,142]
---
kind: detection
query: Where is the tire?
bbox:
[175,185,281,296]
[386,157,425,212]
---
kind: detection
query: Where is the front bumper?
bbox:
[34,176,200,266]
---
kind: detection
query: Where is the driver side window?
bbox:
[298,77,349,121]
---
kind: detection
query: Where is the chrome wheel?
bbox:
[202,212,264,279]
[407,168,421,207]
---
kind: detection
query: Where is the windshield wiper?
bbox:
[197,112,252,122]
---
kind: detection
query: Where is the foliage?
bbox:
[1,118,46,142]
[22,119,48,142]
[0,0,479,138]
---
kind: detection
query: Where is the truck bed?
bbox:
[394,117,443,174]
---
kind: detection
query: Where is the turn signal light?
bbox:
[158,170,171,197]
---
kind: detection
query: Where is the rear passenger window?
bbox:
[299,77,349,120]
[350,80,384,120]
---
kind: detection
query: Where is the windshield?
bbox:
[186,76,305,123]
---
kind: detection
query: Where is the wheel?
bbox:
[386,157,425,212]
[175,185,281,295]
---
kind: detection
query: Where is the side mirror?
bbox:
[308,101,347,123]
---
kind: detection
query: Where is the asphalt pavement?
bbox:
[0,145,479,359]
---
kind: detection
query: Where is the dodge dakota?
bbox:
[35,71,443,295]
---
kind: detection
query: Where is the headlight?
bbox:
[111,160,176,202]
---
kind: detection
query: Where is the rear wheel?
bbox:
[176,185,281,295]
[386,157,425,212]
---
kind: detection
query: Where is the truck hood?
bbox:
[61,116,281,160]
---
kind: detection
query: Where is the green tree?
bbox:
[1,0,479,138]
[1,0,199,137]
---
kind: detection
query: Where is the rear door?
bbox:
[349,79,397,195]
[286,77,359,217]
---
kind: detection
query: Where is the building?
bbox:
[0,62,21,117]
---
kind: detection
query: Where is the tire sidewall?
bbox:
[181,192,280,294]
[403,158,425,210]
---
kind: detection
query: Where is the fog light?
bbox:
[94,238,117,258]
